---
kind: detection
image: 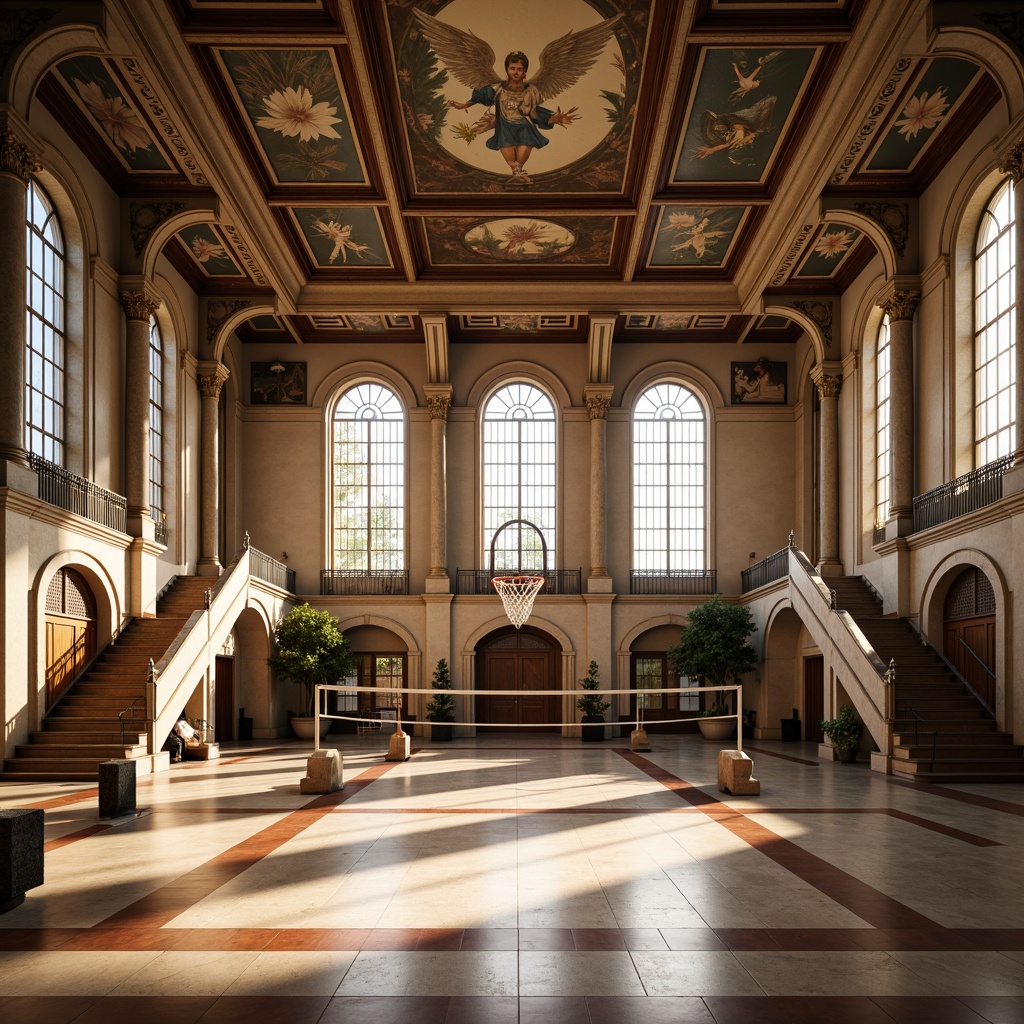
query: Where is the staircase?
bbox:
[0,576,213,782]
[830,577,1024,783]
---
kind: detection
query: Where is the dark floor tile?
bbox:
[871,995,995,1023]
[417,928,464,950]
[519,996,591,1024]
[73,995,217,1024]
[319,996,450,1024]
[587,995,715,1023]
[361,927,422,950]
[767,928,865,951]
[957,996,1024,1023]
[619,927,669,950]
[0,996,98,1024]
[703,995,897,1024]
[199,995,331,1024]
[660,928,727,951]
[445,996,519,1023]
[461,928,518,951]
[518,928,575,950]
[715,928,784,951]
[572,927,626,950]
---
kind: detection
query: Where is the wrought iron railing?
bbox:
[872,523,886,546]
[153,516,168,546]
[28,453,127,533]
[321,569,410,595]
[250,547,296,593]
[741,548,789,593]
[456,568,582,595]
[629,569,717,595]
[912,454,1013,532]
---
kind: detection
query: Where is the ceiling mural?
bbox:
[794,223,863,278]
[55,56,170,171]
[175,225,245,276]
[648,206,746,267]
[218,48,366,183]
[386,0,651,194]
[672,47,818,183]
[290,207,391,268]
[425,216,614,265]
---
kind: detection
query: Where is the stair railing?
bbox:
[904,620,996,718]
[119,694,147,748]
[45,614,138,716]
[896,704,939,772]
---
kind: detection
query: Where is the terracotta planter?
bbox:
[290,716,331,740]
[697,717,736,741]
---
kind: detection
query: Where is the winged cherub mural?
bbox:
[412,8,622,185]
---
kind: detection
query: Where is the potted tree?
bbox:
[577,660,610,742]
[667,596,758,740]
[818,703,863,762]
[268,603,352,740]
[425,658,456,741]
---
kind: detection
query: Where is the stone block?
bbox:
[0,809,44,912]
[99,759,137,818]
[717,749,760,796]
[299,748,344,794]
[630,728,650,752]
[386,730,411,762]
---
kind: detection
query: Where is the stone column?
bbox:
[879,291,919,535]
[425,385,452,591]
[1000,140,1024,493]
[197,362,229,576]
[119,290,161,524]
[815,372,843,576]
[585,386,613,591]
[0,126,38,480]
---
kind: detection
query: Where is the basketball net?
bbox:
[492,575,545,628]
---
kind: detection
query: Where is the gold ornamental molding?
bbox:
[852,201,909,259]
[0,125,39,182]
[585,393,612,420]
[426,393,452,420]
[130,201,186,257]
[816,374,843,400]
[119,290,161,323]
[790,299,833,350]
[197,365,229,399]
[879,290,920,322]
[999,137,1024,183]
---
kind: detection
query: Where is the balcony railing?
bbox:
[629,569,717,595]
[321,569,409,595]
[456,568,582,595]
[28,454,127,533]
[741,548,789,593]
[912,454,1014,533]
[250,547,296,593]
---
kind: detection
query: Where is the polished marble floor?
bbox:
[3,733,1024,1023]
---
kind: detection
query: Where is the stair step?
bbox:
[895,744,1024,760]
[31,729,147,744]
[15,743,147,759]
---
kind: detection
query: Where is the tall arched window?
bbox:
[25,179,65,463]
[482,382,556,569]
[974,179,1016,466]
[632,382,706,570]
[332,382,405,570]
[148,316,164,521]
[875,315,891,528]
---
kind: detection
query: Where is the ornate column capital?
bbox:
[999,137,1024,184]
[425,383,453,421]
[879,290,920,322]
[119,289,162,323]
[197,362,229,399]
[584,385,614,420]
[816,374,843,400]
[0,126,40,183]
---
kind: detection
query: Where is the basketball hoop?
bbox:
[492,575,545,628]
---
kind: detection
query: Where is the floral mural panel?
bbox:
[218,48,366,183]
[867,57,982,171]
[425,216,613,265]
[648,206,746,267]
[56,56,170,171]
[795,223,862,278]
[291,207,392,268]
[176,225,244,276]
[673,47,817,183]
[386,0,652,194]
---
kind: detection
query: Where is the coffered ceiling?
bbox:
[31,0,1009,345]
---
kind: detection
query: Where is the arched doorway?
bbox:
[629,624,698,734]
[943,567,996,709]
[476,627,560,730]
[45,568,96,708]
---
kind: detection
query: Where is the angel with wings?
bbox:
[412,9,621,184]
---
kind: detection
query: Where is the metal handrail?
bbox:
[631,569,718,595]
[905,619,995,717]
[321,569,409,595]
[958,637,996,680]
[27,453,127,533]
[119,696,147,748]
[896,704,939,772]
[912,454,1013,532]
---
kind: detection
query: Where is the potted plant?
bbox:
[268,603,352,740]
[425,658,456,741]
[818,703,863,762]
[577,660,610,741]
[667,596,758,740]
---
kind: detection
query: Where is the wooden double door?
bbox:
[476,630,559,730]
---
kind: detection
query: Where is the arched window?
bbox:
[331,382,405,570]
[25,179,65,463]
[482,382,556,569]
[632,382,706,570]
[875,315,891,528]
[974,179,1016,466]
[148,316,164,521]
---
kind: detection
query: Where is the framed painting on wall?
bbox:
[731,358,786,404]
[251,362,307,405]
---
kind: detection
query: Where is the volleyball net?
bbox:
[309,682,745,752]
